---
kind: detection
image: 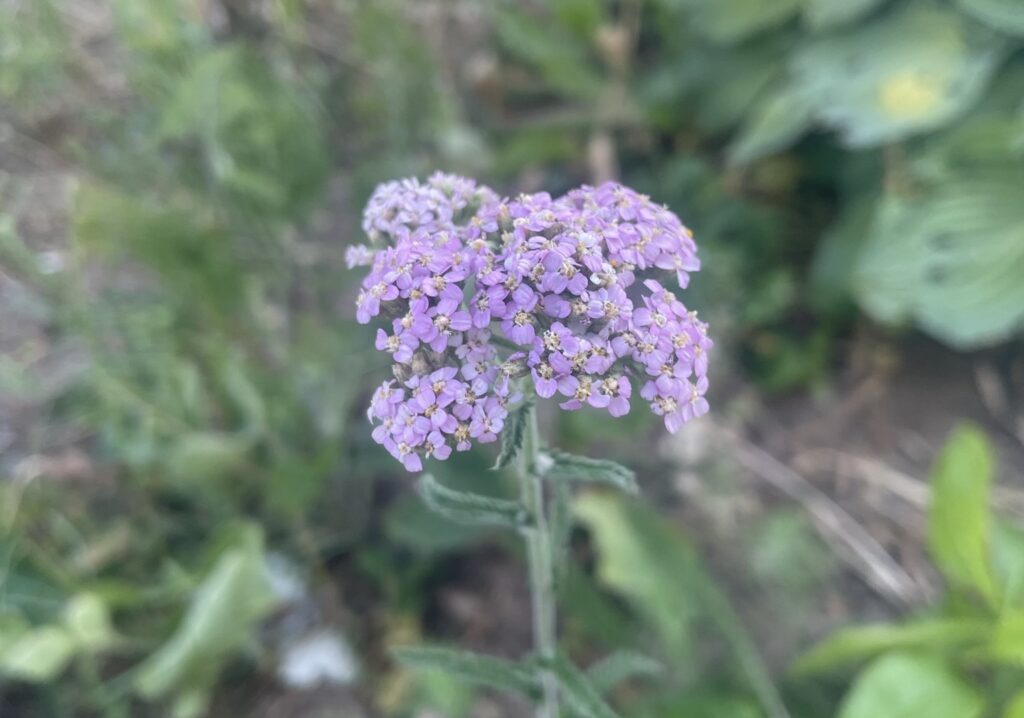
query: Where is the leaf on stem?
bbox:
[837,652,982,718]
[928,423,998,603]
[548,653,624,718]
[418,474,527,529]
[392,646,539,697]
[792,619,990,675]
[494,401,534,470]
[544,450,638,494]
[586,650,663,695]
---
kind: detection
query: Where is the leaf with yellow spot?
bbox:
[792,3,1006,147]
[878,70,945,120]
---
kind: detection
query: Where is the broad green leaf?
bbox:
[418,474,526,528]
[993,520,1024,606]
[988,610,1024,664]
[793,619,990,675]
[802,0,886,30]
[853,173,1024,348]
[1004,689,1024,718]
[838,653,983,718]
[792,4,1005,147]
[928,425,998,601]
[135,525,277,700]
[549,653,623,718]
[728,84,815,165]
[586,650,663,694]
[544,450,637,494]
[574,494,789,718]
[392,646,539,697]
[673,0,802,45]
[495,401,534,471]
[956,0,1024,36]
[0,626,76,683]
[63,593,115,652]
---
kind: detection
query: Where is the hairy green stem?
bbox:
[518,404,560,718]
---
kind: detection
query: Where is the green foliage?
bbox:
[669,0,802,45]
[544,450,638,494]
[574,493,699,664]
[794,620,990,675]
[495,401,534,470]
[928,424,998,602]
[0,0,67,117]
[6,0,1024,714]
[0,593,117,684]
[548,653,624,718]
[575,493,790,718]
[495,8,604,100]
[957,0,1024,35]
[796,424,1024,716]
[728,85,816,166]
[392,646,540,697]
[154,45,330,218]
[0,626,77,684]
[802,0,886,30]
[792,4,1005,148]
[586,650,664,695]
[418,474,527,529]
[135,525,277,713]
[851,172,1024,348]
[838,653,983,718]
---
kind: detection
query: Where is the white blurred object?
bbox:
[265,552,306,604]
[278,629,358,689]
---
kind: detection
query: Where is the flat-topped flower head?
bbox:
[350,173,712,470]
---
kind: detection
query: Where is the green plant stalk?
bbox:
[518,404,560,718]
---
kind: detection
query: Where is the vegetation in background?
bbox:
[0,0,1022,716]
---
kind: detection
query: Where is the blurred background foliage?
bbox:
[0,0,1023,716]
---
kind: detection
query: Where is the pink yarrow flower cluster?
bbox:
[352,172,711,471]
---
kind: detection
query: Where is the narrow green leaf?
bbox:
[986,610,1024,665]
[494,401,533,470]
[549,653,623,718]
[63,593,116,652]
[928,424,998,603]
[838,653,983,718]
[418,474,526,529]
[135,525,277,699]
[793,619,990,675]
[575,494,790,718]
[0,626,76,683]
[586,651,663,695]
[545,450,637,494]
[1004,689,1024,718]
[992,519,1024,607]
[728,84,815,165]
[392,646,539,697]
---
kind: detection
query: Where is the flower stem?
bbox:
[518,403,560,718]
